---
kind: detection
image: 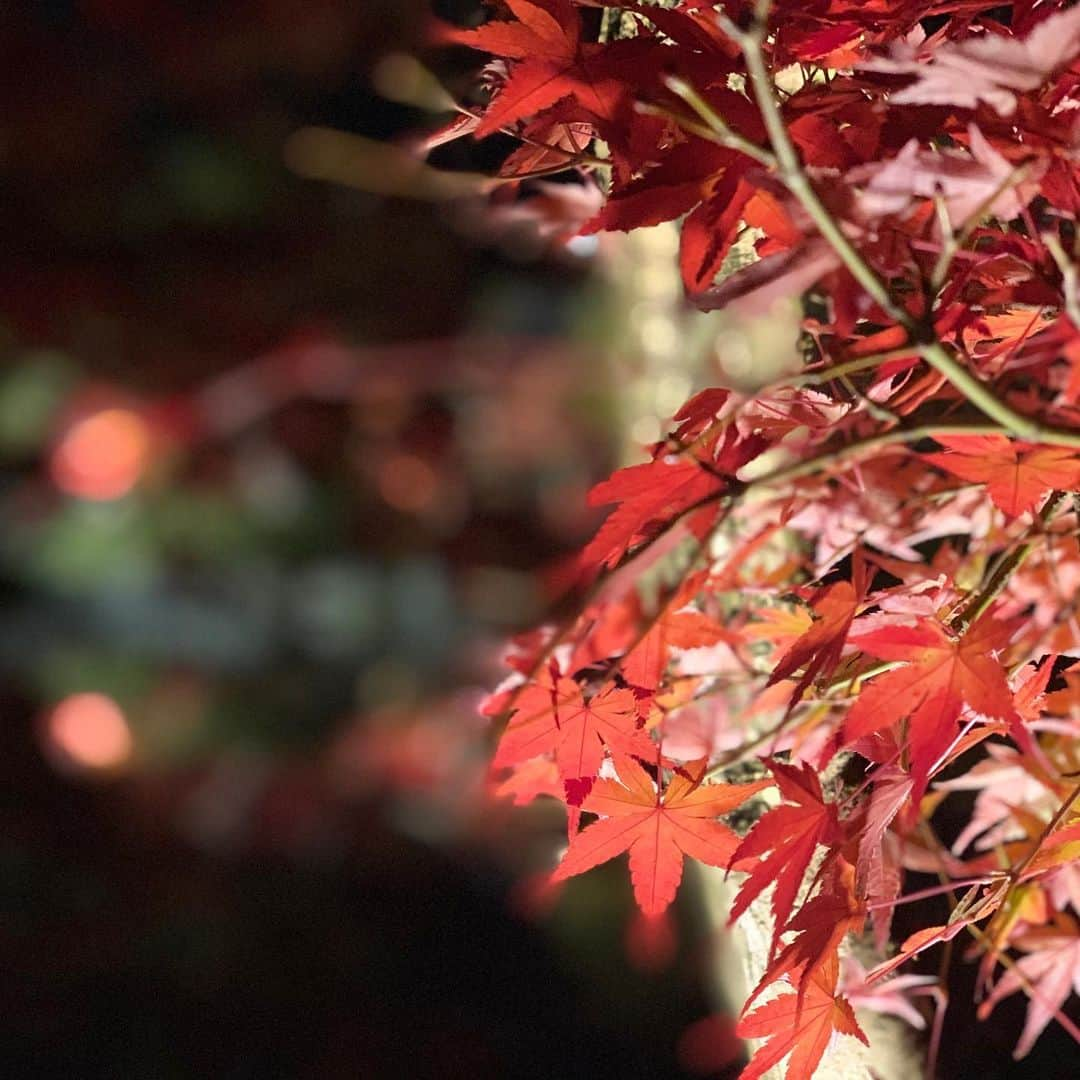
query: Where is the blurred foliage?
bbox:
[0,4,719,1078]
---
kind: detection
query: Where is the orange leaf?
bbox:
[623,608,739,692]
[728,760,841,955]
[737,957,867,1080]
[924,435,1080,518]
[552,756,768,915]
[494,675,651,803]
[844,614,1018,796]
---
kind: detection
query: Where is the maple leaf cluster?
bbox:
[434,2,1080,1076]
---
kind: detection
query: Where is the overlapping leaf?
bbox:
[737,956,867,1080]
[863,7,1080,115]
[728,760,842,953]
[765,579,861,704]
[979,923,1080,1058]
[553,756,768,915]
[924,435,1080,518]
[582,426,765,573]
[446,0,1080,1069]
[440,0,630,135]
[844,614,1019,795]
[494,673,651,803]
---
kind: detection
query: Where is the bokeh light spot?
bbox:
[51,408,150,500]
[377,453,437,513]
[44,692,133,773]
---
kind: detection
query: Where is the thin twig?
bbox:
[1045,231,1080,328]
[948,490,1069,633]
[719,4,1080,448]
[661,76,776,167]
[930,162,1034,294]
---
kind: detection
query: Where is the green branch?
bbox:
[661,76,776,167]
[949,490,1068,633]
[720,4,1080,450]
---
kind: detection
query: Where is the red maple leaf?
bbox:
[668,387,732,444]
[680,172,758,292]
[923,434,1080,518]
[844,613,1019,796]
[728,760,841,954]
[552,756,768,915]
[583,140,738,235]
[855,768,912,951]
[736,956,867,1080]
[493,674,650,803]
[439,0,650,138]
[749,860,865,1010]
[623,606,740,693]
[582,426,765,572]
[581,456,725,572]
[766,577,862,704]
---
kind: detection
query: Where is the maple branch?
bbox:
[751,421,1005,488]
[635,98,734,150]
[915,820,1080,1050]
[1045,230,1080,329]
[660,77,776,168]
[949,490,1069,633]
[929,161,1035,294]
[773,347,917,393]
[865,876,1000,912]
[637,417,1009,589]
[722,8,1080,450]
[914,340,1080,446]
[728,10,908,325]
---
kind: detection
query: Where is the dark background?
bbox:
[0,4,719,1078]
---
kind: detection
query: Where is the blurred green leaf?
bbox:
[0,352,76,454]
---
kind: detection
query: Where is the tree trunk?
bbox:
[609,223,926,1078]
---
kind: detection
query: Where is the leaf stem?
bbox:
[1045,231,1080,329]
[949,490,1068,633]
[750,421,1004,489]
[865,876,1000,911]
[726,8,1080,449]
[778,347,917,392]
[930,162,1034,294]
[661,76,776,167]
